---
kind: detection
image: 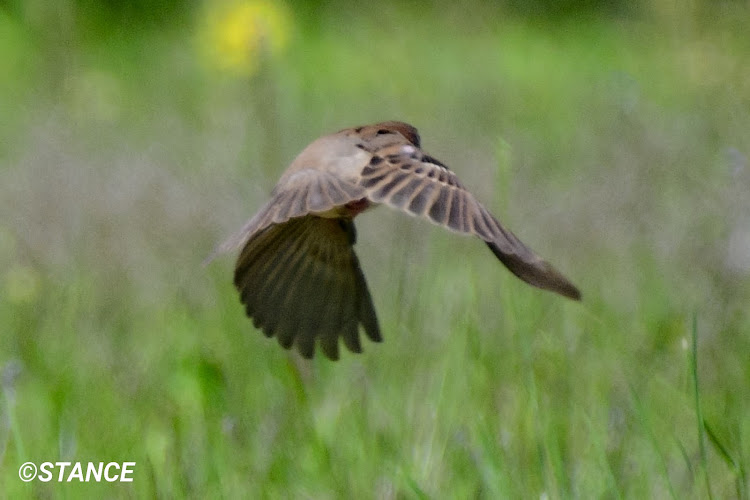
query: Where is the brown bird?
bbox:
[212,121,580,360]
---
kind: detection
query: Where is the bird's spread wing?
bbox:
[356,139,581,300]
[234,215,381,360]
[207,169,367,262]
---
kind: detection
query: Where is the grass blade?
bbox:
[691,313,713,500]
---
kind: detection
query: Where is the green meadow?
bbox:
[1,1,748,497]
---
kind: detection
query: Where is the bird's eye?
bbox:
[376,129,390,135]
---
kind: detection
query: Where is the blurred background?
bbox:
[1,0,749,497]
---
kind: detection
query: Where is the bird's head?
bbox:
[344,121,421,148]
[372,121,421,148]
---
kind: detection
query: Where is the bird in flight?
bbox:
[211,121,580,360]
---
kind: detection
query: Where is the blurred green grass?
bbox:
[1,1,749,498]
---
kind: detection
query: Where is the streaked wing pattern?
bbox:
[234,215,381,360]
[357,144,581,300]
[208,170,366,261]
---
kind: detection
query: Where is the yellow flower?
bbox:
[200,0,292,76]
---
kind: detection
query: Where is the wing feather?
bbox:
[358,145,581,300]
[428,186,452,226]
[388,177,423,210]
[447,189,464,232]
[206,170,367,263]
[233,216,381,359]
[407,182,437,216]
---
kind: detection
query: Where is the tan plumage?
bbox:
[213,121,581,360]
